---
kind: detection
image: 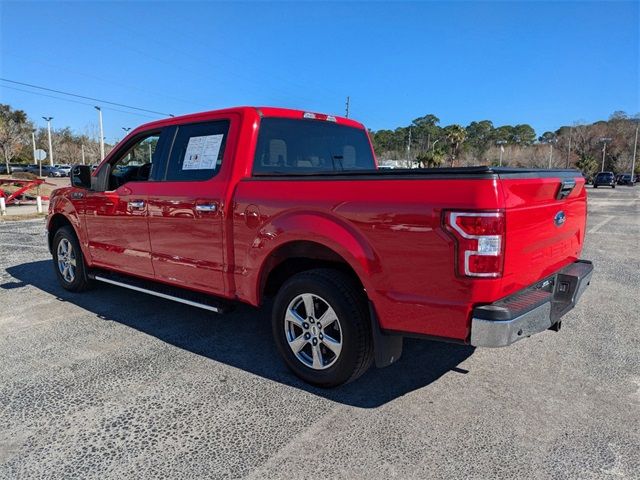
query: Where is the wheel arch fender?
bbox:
[243,210,381,305]
[47,197,88,262]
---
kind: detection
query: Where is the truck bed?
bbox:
[234,167,586,341]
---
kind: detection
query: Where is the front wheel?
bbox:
[272,269,373,387]
[52,226,92,292]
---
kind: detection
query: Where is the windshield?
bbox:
[253,118,376,174]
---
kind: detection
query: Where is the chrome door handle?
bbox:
[195,203,218,212]
[128,200,145,209]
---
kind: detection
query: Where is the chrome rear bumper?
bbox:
[470,260,593,347]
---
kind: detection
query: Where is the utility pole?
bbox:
[345,96,350,118]
[599,137,612,172]
[42,117,54,166]
[31,129,40,177]
[95,106,105,160]
[81,144,86,165]
[631,122,638,184]
[548,139,557,168]
[566,127,572,168]
[407,127,412,166]
[122,127,131,137]
[31,129,37,162]
[496,140,507,166]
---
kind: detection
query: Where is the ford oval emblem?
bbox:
[554,211,566,227]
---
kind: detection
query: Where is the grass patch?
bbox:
[0,213,47,222]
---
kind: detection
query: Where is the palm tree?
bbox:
[444,125,467,167]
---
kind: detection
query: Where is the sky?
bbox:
[1,1,638,142]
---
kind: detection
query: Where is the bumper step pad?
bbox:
[470,260,593,347]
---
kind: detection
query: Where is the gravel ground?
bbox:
[0,186,638,479]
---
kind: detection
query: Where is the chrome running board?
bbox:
[91,274,225,313]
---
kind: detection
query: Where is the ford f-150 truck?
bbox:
[47,107,593,387]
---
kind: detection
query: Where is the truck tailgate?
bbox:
[499,171,587,296]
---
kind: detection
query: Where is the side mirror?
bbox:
[71,165,91,189]
[91,163,111,192]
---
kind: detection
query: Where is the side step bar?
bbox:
[89,271,230,314]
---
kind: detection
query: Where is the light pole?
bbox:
[122,127,131,137]
[42,117,54,166]
[95,106,105,160]
[81,144,86,165]
[599,137,612,172]
[496,140,507,166]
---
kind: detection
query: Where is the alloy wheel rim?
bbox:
[57,238,77,283]
[284,293,343,370]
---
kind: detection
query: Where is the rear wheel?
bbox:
[52,226,92,292]
[272,269,373,387]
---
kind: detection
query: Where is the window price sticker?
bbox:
[182,134,224,170]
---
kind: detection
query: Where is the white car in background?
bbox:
[54,165,72,177]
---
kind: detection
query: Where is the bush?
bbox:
[12,172,38,180]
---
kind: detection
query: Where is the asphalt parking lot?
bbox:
[1,186,638,479]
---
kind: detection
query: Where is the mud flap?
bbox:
[369,302,403,368]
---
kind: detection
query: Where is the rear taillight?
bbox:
[444,211,505,278]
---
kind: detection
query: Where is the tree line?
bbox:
[0,104,113,172]
[1,103,638,176]
[370,111,639,175]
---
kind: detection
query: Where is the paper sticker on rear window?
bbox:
[182,134,224,170]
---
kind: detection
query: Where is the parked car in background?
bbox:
[55,165,72,177]
[617,174,635,186]
[593,171,616,188]
[25,164,40,175]
[23,164,64,177]
[42,166,65,177]
[9,164,28,173]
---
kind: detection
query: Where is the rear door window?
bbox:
[253,118,375,174]
[164,120,230,181]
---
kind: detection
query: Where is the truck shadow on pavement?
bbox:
[5,260,475,408]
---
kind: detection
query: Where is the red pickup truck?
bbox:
[47,107,593,386]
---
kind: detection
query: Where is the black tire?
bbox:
[272,268,373,387]
[593,185,598,188]
[52,225,92,292]
[612,185,615,189]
